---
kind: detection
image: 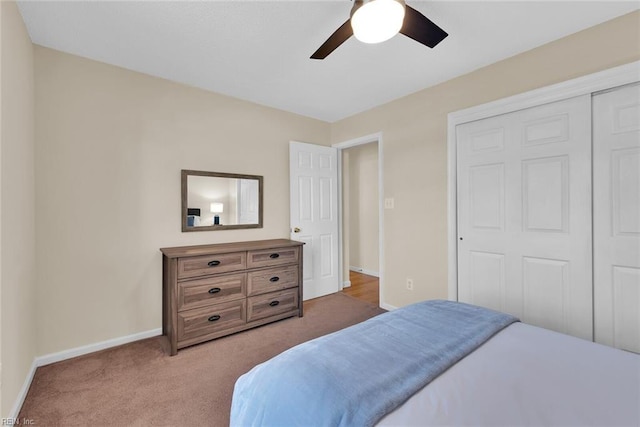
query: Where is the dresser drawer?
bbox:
[247,265,298,296]
[178,299,246,342]
[247,288,299,323]
[178,273,246,311]
[247,247,299,269]
[178,251,246,279]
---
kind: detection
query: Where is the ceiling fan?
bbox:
[311,0,448,60]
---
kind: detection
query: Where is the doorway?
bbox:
[333,133,384,308]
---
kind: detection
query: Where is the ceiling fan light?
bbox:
[351,0,406,44]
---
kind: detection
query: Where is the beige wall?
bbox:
[0,0,36,417]
[331,11,640,308]
[345,143,379,274]
[34,47,330,355]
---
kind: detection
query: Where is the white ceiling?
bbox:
[17,1,640,122]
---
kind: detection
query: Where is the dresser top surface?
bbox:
[160,238,304,258]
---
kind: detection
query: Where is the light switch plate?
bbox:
[384,198,394,209]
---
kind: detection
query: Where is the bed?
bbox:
[230,300,640,427]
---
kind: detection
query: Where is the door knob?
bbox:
[293,227,301,233]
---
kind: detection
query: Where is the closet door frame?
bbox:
[447,60,640,301]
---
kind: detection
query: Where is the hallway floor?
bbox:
[342,271,379,306]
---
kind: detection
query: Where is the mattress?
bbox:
[378,322,640,426]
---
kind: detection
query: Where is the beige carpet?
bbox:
[19,293,385,426]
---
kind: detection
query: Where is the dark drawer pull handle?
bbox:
[269,253,280,259]
[269,301,280,307]
[208,315,221,322]
[208,287,221,294]
[269,277,280,282]
[207,260,221,267]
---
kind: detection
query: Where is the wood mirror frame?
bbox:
[181,169,263,232]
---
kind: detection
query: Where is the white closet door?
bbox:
[593,84,640,353]
[457,95,593,340]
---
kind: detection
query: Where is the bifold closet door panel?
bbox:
[593,83,640,353]
[457,95,593,340]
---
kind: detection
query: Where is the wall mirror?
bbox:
[181,170,263,232]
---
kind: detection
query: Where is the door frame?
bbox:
[333,133,387,309]
[447,60,640,301]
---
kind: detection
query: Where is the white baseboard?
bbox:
[9,328,162,418]
[380,302,398,311]
[349,266,379,277]
[36,328,163,367]
[342,280,351,288]
[8,359,37,420]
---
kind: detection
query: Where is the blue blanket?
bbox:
[230,300,518,427]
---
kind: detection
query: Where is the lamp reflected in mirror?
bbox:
[210,202,224,225]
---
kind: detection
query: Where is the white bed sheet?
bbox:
[378,322,640,426]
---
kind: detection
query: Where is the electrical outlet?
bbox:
[406,278,414,291]
[384,198,395,209]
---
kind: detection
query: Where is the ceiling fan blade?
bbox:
[311,20,353,60]
[400,5,448,48]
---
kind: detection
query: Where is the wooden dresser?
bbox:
[160,239,304,355]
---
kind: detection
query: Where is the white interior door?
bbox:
[290,141,339,300]
[457,95,593,340]
[593,83,640,353]
[237,179,259,224]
